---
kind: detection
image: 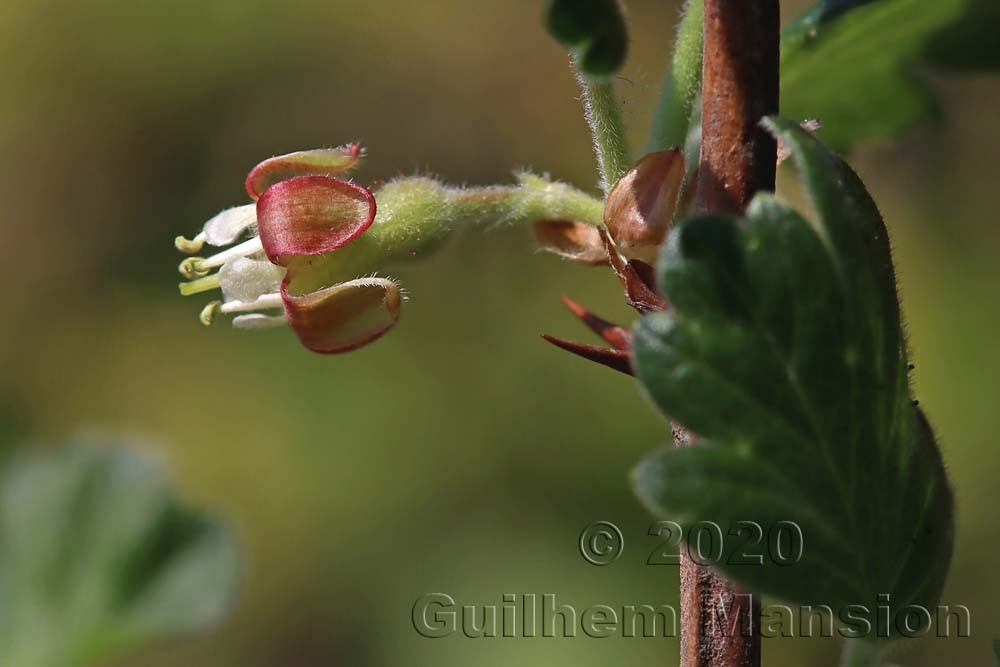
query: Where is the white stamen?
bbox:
[179,272,221,296]
[219,293,284,314]
[232,313,288,330]
[200,237,265,270]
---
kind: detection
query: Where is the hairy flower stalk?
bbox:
[175,145,603,353]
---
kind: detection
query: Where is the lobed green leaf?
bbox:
[0,441,239,666]
[632,118,954,629]
[781,0,999,149]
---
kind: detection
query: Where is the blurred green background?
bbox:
[2,0,998,664]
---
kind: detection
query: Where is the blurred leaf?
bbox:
[781,0,999,149]
[631,118,953,623]
[0,441,239,667]
[546,0,627,77]
[994,638,1000,665]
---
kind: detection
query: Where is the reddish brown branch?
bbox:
[679,2,780,667]
[697,1,779,215]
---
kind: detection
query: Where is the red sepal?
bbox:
[245,144,362,200]
[256,176,376,265]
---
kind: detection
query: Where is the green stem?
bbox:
[574,68,630,192]
[840,639,886,667]
[647,0,704,152]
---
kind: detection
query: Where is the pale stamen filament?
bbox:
[199,293,283,327]
[199,237,265,270]
[219,293,284,314]
[178,273,221,296]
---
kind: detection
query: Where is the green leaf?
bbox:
[546,0,627,77]
[631,118,953,626]
[993,638,1000,665]
[781,0,999,149]
[0,441,239,666]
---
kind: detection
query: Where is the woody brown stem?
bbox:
[697,1,779,214]
[679,2,780,667]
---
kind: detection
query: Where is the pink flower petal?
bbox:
[245,144,363,200]
[282,277,402,354]
[256,176,376,265]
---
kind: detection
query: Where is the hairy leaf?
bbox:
[632,118,953,626]
[781,0,999,149]
[0,441,239,666]
[546,0,627,77]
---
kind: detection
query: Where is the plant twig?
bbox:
[696,0,779,214]
[678,2,780,667]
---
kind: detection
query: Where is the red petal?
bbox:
[282,277,402,354]
[256,176,376,265]
[245,144,362,199]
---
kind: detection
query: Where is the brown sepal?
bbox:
[599,227,668,313]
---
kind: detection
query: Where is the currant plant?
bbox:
[164,0,996,665]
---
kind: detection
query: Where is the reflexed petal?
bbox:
[282,277,402,354]
[245,144,363,199]
[203,204,258,246]
[257,176,376,265]
[219,256,286,303]
[533,220,607,265]
[604,149,685,262]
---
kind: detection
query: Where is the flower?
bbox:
[176,144,403,354]
[176,143,607,355]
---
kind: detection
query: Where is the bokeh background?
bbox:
[2,0,998,665]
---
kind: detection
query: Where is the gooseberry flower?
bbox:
[176,145,605,354]
[176,144,401,354]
